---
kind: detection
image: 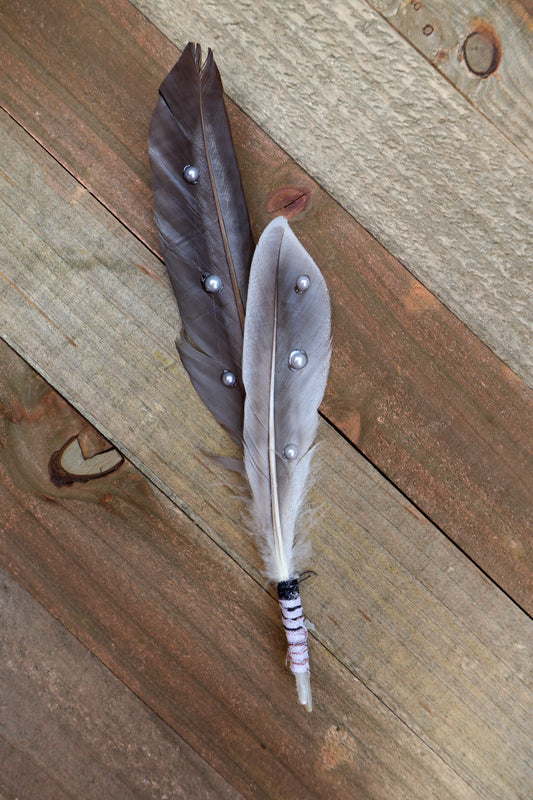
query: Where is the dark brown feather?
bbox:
[149,43,254,442]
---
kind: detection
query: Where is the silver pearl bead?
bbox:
[283,444,299,461]
[183,165,199,184]
[288,350,308,371]
[221,370,237,387]
[202,274,223,293]
[295,275,311,293]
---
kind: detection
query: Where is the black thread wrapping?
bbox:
[277,577,300,601]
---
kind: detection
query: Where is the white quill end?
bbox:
[295,672,313,712]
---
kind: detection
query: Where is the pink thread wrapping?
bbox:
[279,595,309,674]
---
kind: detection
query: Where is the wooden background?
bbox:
[0,0,531,798]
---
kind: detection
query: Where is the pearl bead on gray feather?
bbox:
[283,444,299,460]
[288,350,308,371]
[202,274,223,293]
[221,370,237,387]
[182,164,199,183]
[295,275,311,293]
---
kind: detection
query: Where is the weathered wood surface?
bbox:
[130,0,533,386]
[0,340,506,800]
[0,1,532,797]
[370,0,533,158]
[0,134,532,798]
[0,0,532,615]
[0,568,242,800]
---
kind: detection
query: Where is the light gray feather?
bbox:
[242,217,331,581]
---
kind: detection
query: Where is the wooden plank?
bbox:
[0,0,169,253]
[0,568,243,800]
[0,0,531,613]
[0,740,75,800]
[369,0,533,159]
[519,0,533,15]
[0,138,532,799]
[0,341,487,800]
[129,0,533,386]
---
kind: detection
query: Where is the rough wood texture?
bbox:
[0,568,242,800]
[0,2,532,796]
[370,0,533,158]
[130,0,533,386]
[0,340,498,800]
[0,0,166,252]
[0,136,532,798]
[0,0,531,616]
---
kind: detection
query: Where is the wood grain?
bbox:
[0,0,531,614]
[0,340,489,800]
[370,0,533,158]
[0,568,242,800]
[0,128,532,798]
[129,0,533,386]
[0,0,168,251]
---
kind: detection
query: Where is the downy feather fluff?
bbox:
[242,217,331,582]
[148,43,253,443]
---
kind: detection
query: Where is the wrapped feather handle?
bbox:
[149,45,331,711]
[277,578,311,709]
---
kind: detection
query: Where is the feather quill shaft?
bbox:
[149,43,253,442]
[267,279,286,578]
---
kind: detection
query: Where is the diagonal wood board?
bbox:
[0,565,242,800]
[369,0,533,159]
